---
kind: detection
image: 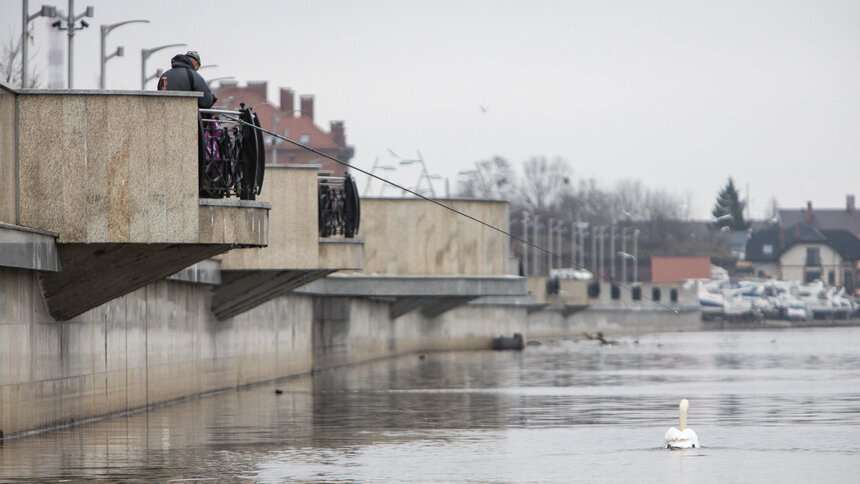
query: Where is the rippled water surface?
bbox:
[2,327,860,483]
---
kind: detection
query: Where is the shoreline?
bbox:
[702,317,860,331]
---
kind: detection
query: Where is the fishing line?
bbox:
[220,112,679,313]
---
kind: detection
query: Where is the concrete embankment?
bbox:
[0,268,527,438]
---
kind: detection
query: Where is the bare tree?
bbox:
[518,156,572,211]
[765,197,780,224]
[457,156,517,200]
[1,35,40,88]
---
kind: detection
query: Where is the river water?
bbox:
[1,326,860,483]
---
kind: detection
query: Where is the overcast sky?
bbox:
[5,0,860,219]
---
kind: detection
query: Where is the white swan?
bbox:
[664,399,699,449]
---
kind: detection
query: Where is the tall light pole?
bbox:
[556,222,565,270]
[50,0,94,89]
[599,226,606,282]
[397,151,436,197]
[610,225,617,281]
[633,229,640,283]
[532,218,542,276]
[141,43,185,89]
[270,110,292,165]
[577,221,588,269]
[21,1,57,88]
[100,19,148,89]
[522,212,529,276]
[362,158,395,196]
[547,218,555,274]
[620,227,631,283]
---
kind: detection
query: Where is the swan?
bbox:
[664,399,699,449]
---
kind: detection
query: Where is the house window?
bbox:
[763,244,773,256]
[806,247,821,267]
[299,134,310,145]
[828,270,836,285]
[844,270,855,293]
[805,270,821,283]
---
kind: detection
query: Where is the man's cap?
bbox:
[186,51,201,64]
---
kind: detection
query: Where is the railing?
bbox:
[319,173,360,238]
[198,105,266,200]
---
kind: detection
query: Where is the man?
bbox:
[157,50,216,109]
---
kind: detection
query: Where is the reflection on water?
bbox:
[2,327,860,482]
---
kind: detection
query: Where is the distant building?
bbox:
[213,81,353,177]
[778,195,860,236]
[745,223,860,292]
[650,257,711,283]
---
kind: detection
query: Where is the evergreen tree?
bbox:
[711,177,750,232]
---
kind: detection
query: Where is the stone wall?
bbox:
[15,91,200,243]
[0,86,15,225]
[358,198,510,276]
[219,166,320,270]
[312,297,527,371]
[0,267,313,437]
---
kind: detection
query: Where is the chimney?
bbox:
[300,95,314,120]
[330,121,345,147]
[805,201,813,223]
[848,195,855,213]
[246,81,267,99]
[779,226,785,249]
[280,88,294,114]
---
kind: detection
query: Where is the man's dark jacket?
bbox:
[157,55,216,108]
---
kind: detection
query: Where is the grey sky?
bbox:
[5,0,860,218]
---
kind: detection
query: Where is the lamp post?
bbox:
[362,158,396,196]
[633,229,640,282]
[270,110,290,165]
[621,227,630,283]
[50,0,94,89]
[532,218,542,276]
[21,1,57,88]
[556,221,566,270]
[610,225,617,281]
[577,221,588,269]
[397,150,435,197]
[522,212,529,276]
[141,43,185,89]
[618,251,637,284]
[547,218,555,274]
[100,19,148,89]
[600,225,606,280]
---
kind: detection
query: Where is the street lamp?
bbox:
[50,0,94,89]
[270,110,291,165]
[522,212,530,276]
[100,19,149,89]
[621,227,631,283]
[21,1,57,88]
[141,43,185,89]
[618,251,638,284]
[362,158,396,196]
[633,229,640,282]
[395,150,435,198]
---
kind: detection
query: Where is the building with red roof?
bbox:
[213,81,353,177]
[651,256,711,283]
